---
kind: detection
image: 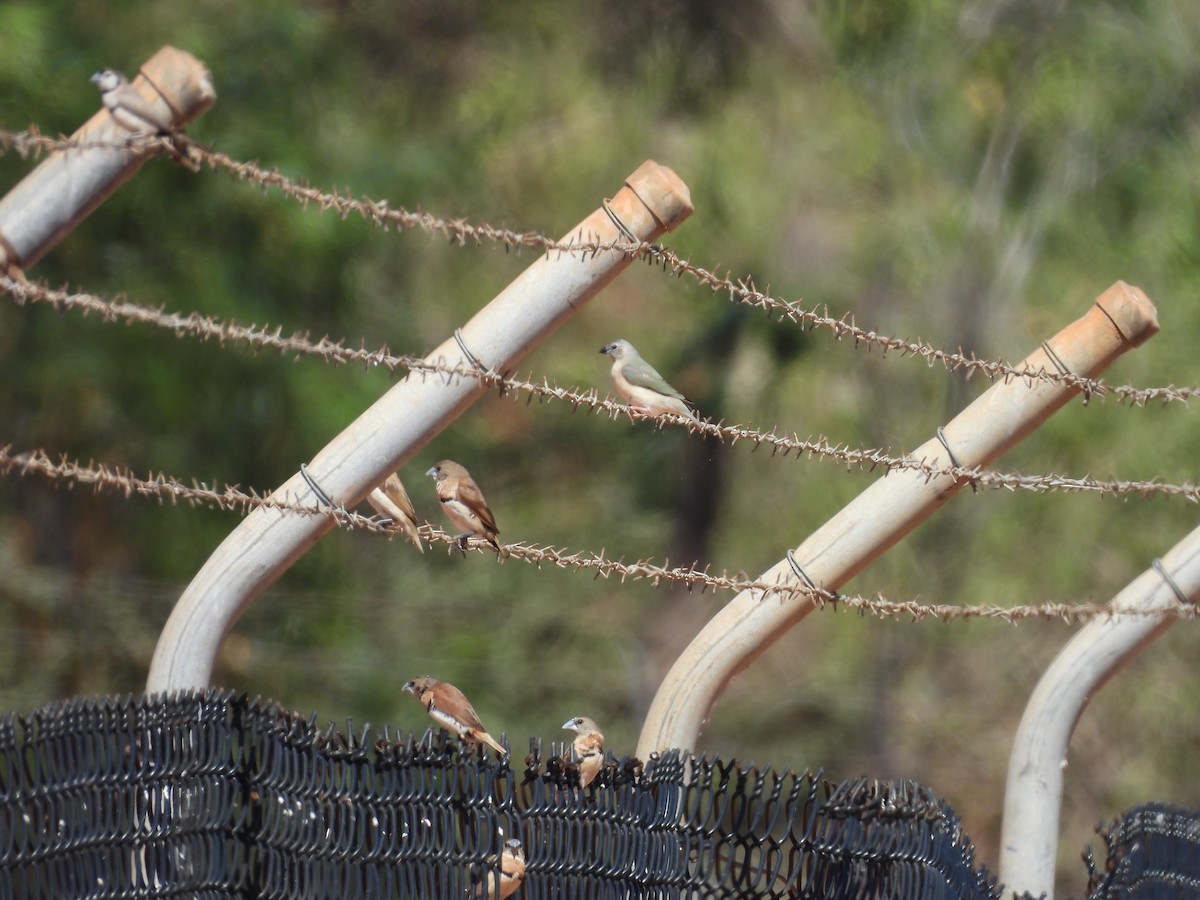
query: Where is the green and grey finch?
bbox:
[90,68,197,169]
[91,68,174,133]
[599,339,698,422]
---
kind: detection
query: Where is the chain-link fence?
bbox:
[0,690,1006,899]
[1083,802,1200,899]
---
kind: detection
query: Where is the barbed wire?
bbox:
[2,127,1196,408]
[1,443,1192,625]
[3,132,1197,615]
[5,274,1198,504]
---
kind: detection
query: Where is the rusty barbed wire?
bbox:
[0,127,79,159]
[5,274,1198,504]
[1,443,1194,625]
[184,141,1198,408]
[2,127,1195,408]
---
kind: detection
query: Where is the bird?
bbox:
[90,68,198,169]
[366,472,424,552]
[562,715,605,790]
[471,838,526,900]
[403,675,508,758]
[426,460,500,550]
[90,68,175,134]
[599,339,698,422]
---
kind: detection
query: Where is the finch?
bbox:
[426,460,500,550]
[90,68,175,134]
[90,67,198,169]
[472,838,525,899]
[403,675,508,758]
[366,472,424,552]
[599,339,698,422]
[562,715,605,790]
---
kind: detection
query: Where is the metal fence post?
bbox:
[999,526,1200,898]
[147,160,693,692]
[637,282,1159,760]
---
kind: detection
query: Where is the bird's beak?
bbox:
[402,681,415,694]
[598,346,608,355]
[89,72,103,85]
[425,466,437,478]
[561,717,577,731]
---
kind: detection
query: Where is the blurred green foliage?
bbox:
[2,1,1200,892]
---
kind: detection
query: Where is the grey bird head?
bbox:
[599,339,635,360]
[90,69,125,93]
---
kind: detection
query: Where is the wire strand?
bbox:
[4,275,1196,503]
[1,443,1192,625]
[2,127,1196,407]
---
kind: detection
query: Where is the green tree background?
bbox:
[2,1,1199,893]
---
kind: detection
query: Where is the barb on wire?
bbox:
[1,443,1195,625]
[0,126,87,159]
[5,275,1197,504]
[183,136,1195,408]
[2,127,1190,408]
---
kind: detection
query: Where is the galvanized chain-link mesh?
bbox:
[0,690,1012,898]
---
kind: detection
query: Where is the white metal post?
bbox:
[147,161,693,693]
[637,282,1160,760]
[999,527,1200,899]
[0,46,214,274]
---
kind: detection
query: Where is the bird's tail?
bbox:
[478,731,508,758]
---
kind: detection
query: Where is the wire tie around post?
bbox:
[787,549,838,605]
[936,426,977,494]
[1152,558,1192,607]
[299,462,334,509]
[604,198,663,257]
[453,328,486,372]
[602,197,639,244]
[1041,339,1089,404]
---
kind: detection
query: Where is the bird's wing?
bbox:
[108,86,175,133]
[456,480,499,534]
[370,475,424,551]
[619,358,688,401]
[380,474,418,521]
[430,687,487,732]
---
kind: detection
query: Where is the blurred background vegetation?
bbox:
[2,0,1199,892]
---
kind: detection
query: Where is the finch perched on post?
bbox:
[426,460,500,550]
[366,472,424,552]
[90,67,198,168]
[403,675,508,758]
[562,715,605,790]
[472,838,525,899]
[599,339,698,422]
[90,68,175,133]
